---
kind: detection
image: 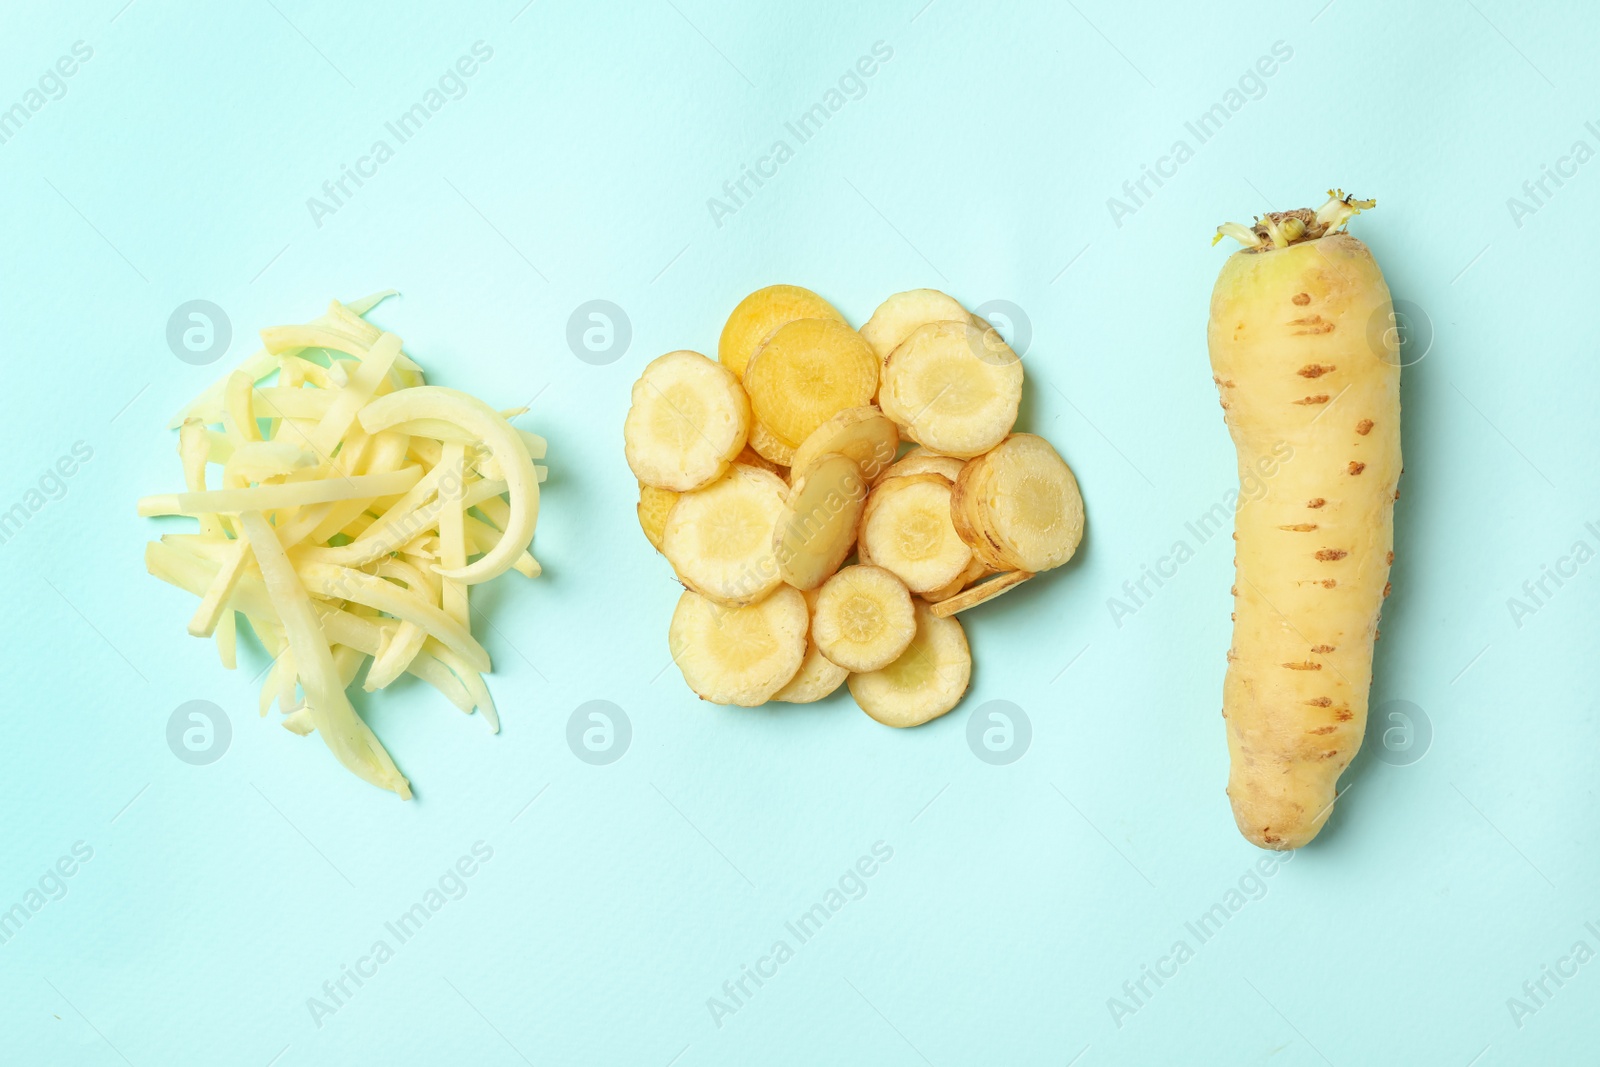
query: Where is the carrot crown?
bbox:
[1213,190,1376,251]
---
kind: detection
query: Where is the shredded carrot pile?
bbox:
[142,293,547,798]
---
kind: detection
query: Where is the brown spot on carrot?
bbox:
[1226,649,1238,662]
[1291,319,1336,335]
[1386,551,1395,565]
[1315,549,1348,561]
[1280,523,1318,531]
[1320,579,1337,588]
[1298,364,1335,378]
[1283,662,1323,671]
[1335,708,1353,721]
[1394,487,1401,500]
[1305,697,1332,707]
[1293,394,1331,405]
[1307,498,1326,508]
[1230,585,1238,596]
[1356,418,1373,435]
[1383,581,1392,598]
[1348,461,1366,475]
[1292,292,1311,305]
[1262,833,1282,845]
[1230,611,1236,621]
[1310,725,1337,735]
[1311,644,1335,654]
[1374,628,1381,641]
[1318,749,1340,760]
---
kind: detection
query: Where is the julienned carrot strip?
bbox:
[240,511,412,799]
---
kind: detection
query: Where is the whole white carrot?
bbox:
[1208,191,1401,849]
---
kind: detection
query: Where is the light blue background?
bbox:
[2,0,1596,1063]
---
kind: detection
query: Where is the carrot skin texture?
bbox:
[1208,231,1401,850]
